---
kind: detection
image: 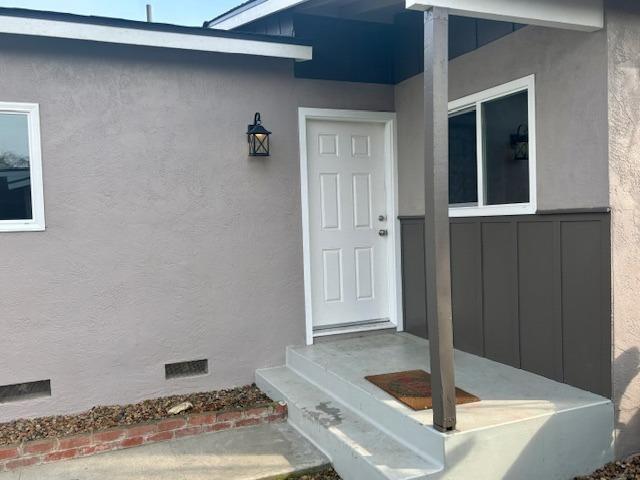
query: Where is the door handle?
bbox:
[378,229,388,237]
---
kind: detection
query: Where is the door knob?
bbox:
[378,215,386,221]
[378,229,388,237]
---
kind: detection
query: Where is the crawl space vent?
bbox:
[165,359,208,379]
[0,379,51,403]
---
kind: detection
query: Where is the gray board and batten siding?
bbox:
[400,211,611,398]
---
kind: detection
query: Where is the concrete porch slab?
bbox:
[289,332,610,432]
[0,423,329,480]
[262,332,614,480]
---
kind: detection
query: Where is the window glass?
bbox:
[482,91,529,205]
[0,113,32,220]
[448,109,478,205]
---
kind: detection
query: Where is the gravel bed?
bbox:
[289,458,640,480]
[288,467,342,480]
[0,384,271,446]
[576,455,640,479]
[288,458,640,480]
[289,459,640,480]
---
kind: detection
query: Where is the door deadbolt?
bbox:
[378,215,386,221]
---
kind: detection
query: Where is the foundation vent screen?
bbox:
[0,380,51,403]
[165,359,208,379]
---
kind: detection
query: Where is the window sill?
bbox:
[449,203,536,218]
[0,221,46,232]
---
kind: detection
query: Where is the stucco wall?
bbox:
[0,35,394,421]
[607,0,640,459]
[396,24,609,215]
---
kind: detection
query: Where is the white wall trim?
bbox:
[407,0,604,32]
[298,108,401,345]
[448,74,537,218]
[0,102,45,232]
[0,15,313,61]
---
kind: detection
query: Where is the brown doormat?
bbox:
[365,370,480,411]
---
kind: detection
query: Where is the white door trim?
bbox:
[298,108,402,345]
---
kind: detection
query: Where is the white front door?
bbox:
[306,119,390,330]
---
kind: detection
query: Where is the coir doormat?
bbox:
[365,369,480,411]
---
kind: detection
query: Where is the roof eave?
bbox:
[209,0,604,33]
[205,0,267,28]
[408,0,603,32]
[0,13,313,61]
[208,0,308,30]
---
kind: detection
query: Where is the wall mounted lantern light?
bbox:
[510,124,529,161]
[247,112,271,157]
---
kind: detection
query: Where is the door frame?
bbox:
[298,107,402,345]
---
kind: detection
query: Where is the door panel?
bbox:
[320,174,341,230]
[307,119,389,329]
[355,247,375,300]
[352,174,372,229]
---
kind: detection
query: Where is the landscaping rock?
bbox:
[0,384,270,446]
[576,455,640,479]
[167,402,193,415]
[289,467,342,479]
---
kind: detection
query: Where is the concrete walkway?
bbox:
[0,423,329,480]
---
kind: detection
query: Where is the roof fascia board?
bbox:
[0,14,313,60]
[210,0,308,30]
[406,0,604,32]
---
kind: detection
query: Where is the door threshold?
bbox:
[313,319,397,339]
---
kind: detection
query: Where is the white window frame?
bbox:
[0,102,45,232]
[448,74,537,217]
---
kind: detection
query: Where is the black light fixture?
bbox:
[510,124,529,161]
[247,112,271,157]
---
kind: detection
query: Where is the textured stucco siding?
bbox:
[0,35,394,422]
[607,0,640,459]
[396,24,609,215]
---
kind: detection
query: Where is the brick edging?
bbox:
[0,402,287,472]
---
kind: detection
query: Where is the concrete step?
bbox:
[256,366,443,480]
[286,344,445,463]
[278,333,615,480]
